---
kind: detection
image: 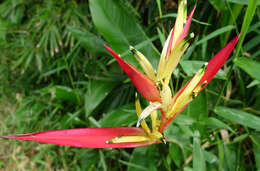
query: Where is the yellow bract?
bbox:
[135,96,151,134]
[160,82,172,112]
[157,0,187,84]
[135,95,163,142]
[157,29,173,81]
[167,67,205,118]
[130,46,157,83]
[106,135,151,144]
[171,0,187,50]
[162,40,189,84]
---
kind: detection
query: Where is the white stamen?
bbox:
[136,102,162,127]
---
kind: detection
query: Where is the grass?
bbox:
[0,0,260,170]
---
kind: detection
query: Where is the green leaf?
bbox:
[89,0,159,67]
[164,125,192,147]
[247,80,260,88]
[209,0,226,11]
[119,160,149,171]
[217,136,224,171]
[233,0,258,58]
[51,86,79,104]
[228,0,260,5]
[172,114,196,126]
[203,150,218,164]
[201,117,235,133]
[100,103,137,127]
[234,57,260,81]
[223,144,236,171]
[68,26,108,55]
[183,91,208,121]
[231,133,248,144]
[39,85,79,104]
[195,25,235,45]
[99,150,107,171]
[193,131,206,171]
[128,146,159,171]
[85,80,117,117]
[214,106,260,131]
[243,35,260,52]
[251,132,260,170]
[169,143,184,168]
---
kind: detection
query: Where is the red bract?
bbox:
[1,127,157,148]
[104,45,161,102]
[197,34,240,89]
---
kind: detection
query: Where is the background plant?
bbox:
[0,0,259,170]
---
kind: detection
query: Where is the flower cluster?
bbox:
[1,0,239,148]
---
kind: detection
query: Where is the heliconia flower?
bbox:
[1,127,160,148]
[1,0,240,149]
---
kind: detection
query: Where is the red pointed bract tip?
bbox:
[104,45,161,102]
[162,35,240,131]
[198,34,240,88]
[177,5,196,44]
[173,35,240,102]
[1,127,157,148]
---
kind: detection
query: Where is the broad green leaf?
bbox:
[39,85,79,104]
[89,0,159,67]
[228,0,260,5]
[172,114,196,126]
[201,117,235,133]
[195,25,235,45]
[176,89,208,132]
[85,80,117,117]
[183,91,208,121]
[164,125,192,147]
[193,131,206,171]
[51,86,79,104]
[169,143,184,168]
[234,57,260,81]
[214,106,260,131]
[100,103,137,127]
[128,146,159,171]
[68,26,108,55]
